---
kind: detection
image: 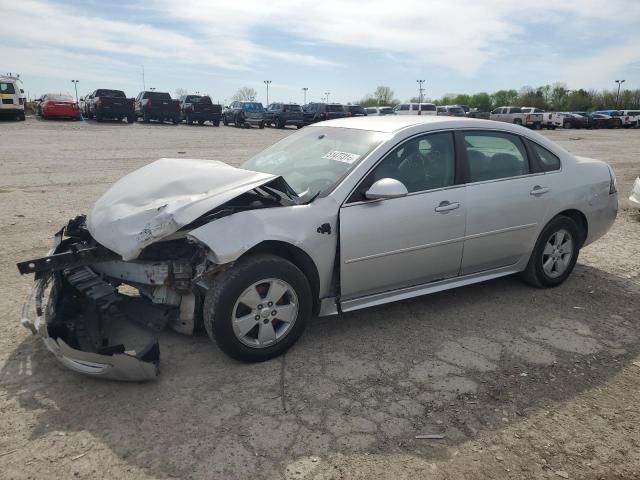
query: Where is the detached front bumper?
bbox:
[21,268,160,381]
[630,177,640,209]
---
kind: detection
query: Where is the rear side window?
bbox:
[284,104,302,112]
[462,132,529,182]
[398,104,409,111]
[0,83,16,94]
[529,142,561,172]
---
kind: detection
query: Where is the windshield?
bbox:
[47,95,74,102]
[0,83,16,94]
[95,89,125,98]
[242,127,389,196]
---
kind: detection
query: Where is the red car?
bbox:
[40,94,81,120]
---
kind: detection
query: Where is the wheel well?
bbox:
[240,241,321,314]
[557,209,588,246]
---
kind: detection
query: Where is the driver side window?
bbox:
[350,132,456,202]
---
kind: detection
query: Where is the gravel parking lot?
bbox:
[1,117,639,479]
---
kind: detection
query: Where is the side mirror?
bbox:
[20,89,24,94]
[364,178,408,201]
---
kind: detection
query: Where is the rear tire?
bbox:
[213,120,220,127]
[563,120,572,129]
[143,112,150,123]
[127,115,135,123]
[259,121,265,129]
[520,215,581,288]
[186,114,193,125]
[203,254,311,362]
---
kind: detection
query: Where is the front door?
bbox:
[339,131,466,299]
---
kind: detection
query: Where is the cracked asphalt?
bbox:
[1,117,639,479]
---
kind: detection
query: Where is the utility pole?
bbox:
[71,80,80,103]
[142,65,146,90]
[302,87,308,104]
[615,79,626,108]
[417,80,425,115]
[325,92,330,103]
[264,80,272,105]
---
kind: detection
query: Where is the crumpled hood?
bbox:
[87,158,277,260]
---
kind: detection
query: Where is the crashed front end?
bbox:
[18,217,207,381]
[17,158,300,381]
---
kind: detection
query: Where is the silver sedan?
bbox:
[18,116,618,380]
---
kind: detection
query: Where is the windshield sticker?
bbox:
[323,150,361,164]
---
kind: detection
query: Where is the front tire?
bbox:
[521,216,581,288]
[203,254,311,362]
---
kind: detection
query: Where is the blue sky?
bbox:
[2,0,639,104]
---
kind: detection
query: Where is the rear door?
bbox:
[457,130,551,274]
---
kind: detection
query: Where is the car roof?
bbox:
[311,115,527,133]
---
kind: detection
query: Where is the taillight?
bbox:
[96,99,102,107]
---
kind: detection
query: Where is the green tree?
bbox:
[232,87,257,102]
[469,92,492,111]
[373,86,395,105]
[491,89,518,109]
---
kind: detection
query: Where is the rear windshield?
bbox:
[145,92,171,100]
[284,104,302,112]
[421,104,436,111]
[348,105,365,114]
[186,95,212,104]
[95,89,125,98]
[448,107,465,114]
[47,95,74,101]
[241,102,264,111]
[0,83,16,94]
[327,104,345,112]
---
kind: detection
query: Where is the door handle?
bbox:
[434,201,460,213]
[530,186,550,196]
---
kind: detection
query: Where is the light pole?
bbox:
[150,87,156,91]
[302,87,308,104]
[71,80,79,103]
[416,80,425,115]
[325,92,330,103]
[264,80,272,105]
[615,79,626,108]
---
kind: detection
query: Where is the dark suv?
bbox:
[179,95,222,126]
[302,103,348,124]
[346,105,367,117]
[223,101,266,128]
[264,103,304,129]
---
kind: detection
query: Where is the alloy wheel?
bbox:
[231,278,299,348]
[542,229,574,278]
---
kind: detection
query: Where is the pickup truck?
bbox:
[135,91,181,124]
[264,103,304,128]
[84,89,135,123]
[179,95,222,126]
[521,107,560,130]
[489,106,543,129]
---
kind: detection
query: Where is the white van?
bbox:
[393,103,437,115]
[0,76,26,121]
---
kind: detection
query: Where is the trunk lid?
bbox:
[88,158,277,260]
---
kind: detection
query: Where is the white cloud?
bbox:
[1,0,639,98]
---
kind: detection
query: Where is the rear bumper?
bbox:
[97,107,134,118]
